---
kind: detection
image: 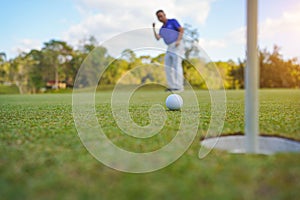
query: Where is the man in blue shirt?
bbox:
[153,10,184,92]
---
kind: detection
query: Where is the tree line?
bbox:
[0,35,299,94]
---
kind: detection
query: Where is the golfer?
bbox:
[153,10,184,92]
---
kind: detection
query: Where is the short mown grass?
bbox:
[0,89,299,200]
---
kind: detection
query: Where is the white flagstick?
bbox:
[245,0,259,153]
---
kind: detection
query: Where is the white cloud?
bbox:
[199,38,226,49]
[10,39,42,56]
[63,0,214,49]
[211,2,300,61]
[193,2,300,61]
[74,0,213,24]
[260,4,300,39]
[227,27,246,45]
[258,2,300,59]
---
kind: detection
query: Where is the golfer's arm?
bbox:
[153,28,160,40]
[177,27,184,42]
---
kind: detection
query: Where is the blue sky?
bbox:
[1,0,300,62]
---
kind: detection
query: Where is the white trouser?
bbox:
[165,41,184,90]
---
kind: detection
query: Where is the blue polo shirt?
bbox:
[159,19,181,45]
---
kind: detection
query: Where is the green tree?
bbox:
[9,53,34,94]
[25,50,44,92]
[78,36,99,54]
[227,59,245,89]
[151,53,165,64]
[42,40,73,89]
[259,45,300,88]
[0,52,8,83]
[76,45,110,87]
[183,23,200,59]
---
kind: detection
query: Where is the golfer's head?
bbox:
[156,10,167,23]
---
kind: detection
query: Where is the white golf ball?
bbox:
[166,94,183,110]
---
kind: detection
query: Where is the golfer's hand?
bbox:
[152,23,155,28]
[175,40,180,47]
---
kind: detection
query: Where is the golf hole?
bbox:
[201,134,300,155]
